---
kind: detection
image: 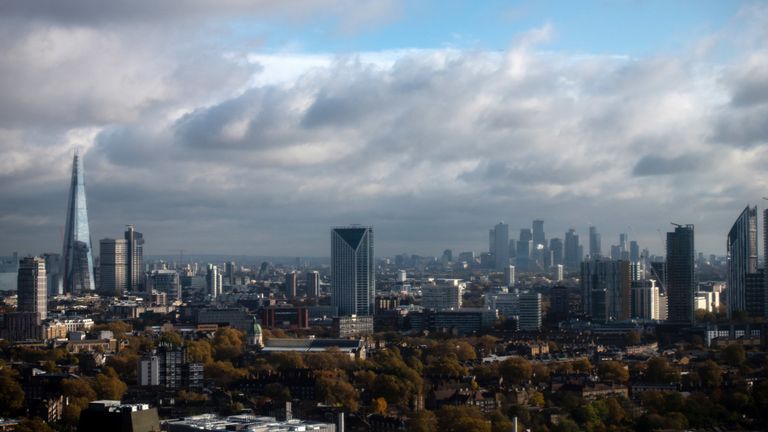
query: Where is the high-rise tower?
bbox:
[667,224,695,324]
[331,226,374,316]
[62,152,95,294]
[589,226,602,258]
[18,256,47,321]
[493,222,510,272]
[99,238,128,296]
[125,225,144,291]
[727,205,758,317]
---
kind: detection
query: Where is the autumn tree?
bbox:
[597,361,629,383]
[437,406,491,432]
[212,327,245,361]
[697,360,722,388]
[499,357,532,386]
[0,363,25,416]
[408,410,438,432]
[93,367,128,400]
[61,377,97,427]
[187,339,214,364]
[206,361,247,386]
[722,344,746,367]
[373,397,388,415]
[269,352,307,369]
[14,417,54,432]
[316,377,359,411]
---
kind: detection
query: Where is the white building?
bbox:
[518,292,542,331]
[631,280,659,320]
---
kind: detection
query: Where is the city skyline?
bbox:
[1,1,767,257]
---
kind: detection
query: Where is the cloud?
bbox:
[1,4,768,257]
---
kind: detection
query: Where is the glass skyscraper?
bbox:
[331,226,374,316]
[62,152,95,294]
[667,224,695,324]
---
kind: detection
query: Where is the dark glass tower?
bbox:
[331,226,374,316]
[62,152,95,294]
[667,224,695,324]
[727,205,758,317]
[125,225,144,291]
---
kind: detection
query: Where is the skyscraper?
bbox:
[43,253,63,297]
[727,206,758,317]
[532,220,545,246]
[589,226,601,258]
[125,225,144,291]
[667,224,695,324]
[206,264,222,298]
[564,229,580,272]
[99,238,128,296]
[549,238,563,266]
[306,271,320,298]
[581,258,631,322]
[62,152,95,294]
[284,272,297,299]
[331,226,374,316]
[18,256,47,321]
[493,222,509,272]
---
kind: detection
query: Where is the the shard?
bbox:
[62,151,95,294]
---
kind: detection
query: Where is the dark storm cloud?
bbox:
[632,154,703,177]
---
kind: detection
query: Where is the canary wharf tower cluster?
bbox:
[61,151,95,294]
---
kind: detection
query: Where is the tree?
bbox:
[61,377,97,426]
[0,365,25,416]
[597,361,629,383]
[187,340,214,364]
[499,357,532,386]
[697,360,722,388]
[529,391,545,408]
[373,373,411,406]
[105,351,140,384]
[605,398,625,424]
[409,410,438,432]
[722,344,746,367]
[645,357,679,383]
[373,397,388,415]
[551,419,580,432]
[663,412,688,429]
[572,358,592,373]
[437,406,491,432]
[269,352,307,369]
[14,417,54,432]
[212,328,245,361]
[206,361,247,386]
[490,410,513,432]
[159,331,183,347]
[316,377,359,411]
[93,367,127,400]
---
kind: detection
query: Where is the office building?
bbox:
[630,241,640,262]
[550,285,569,322]
[163,414,336,432]
[493,222,510,271]
[554,264,564,282]
[581,258,631,323]
[745,269,765,317]
[125,225,144,291]
[99,238,128,296]
[138,344,203,389]
[519,292,542,331]
[333,314,374,338]
[550,238,563,267]
[206,264,222,298]
[330,226,374,316]
[306,271,320,298]
[146,269,181,301]
[78,400,160,432]
[284,272,297,299]
[17,256,47,321]
[667,224,695,324]
[43,253,62,296]
[589,226,602,258]
[726,205,758,317]
[421,282,463,310]
[564,229,581,272]
[62,151,96,294]
[504,265,515,287]
[485,292,519,318]
[225,261,236,286]
[631,280,659,320]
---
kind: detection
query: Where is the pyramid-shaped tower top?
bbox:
[62,152,95,294]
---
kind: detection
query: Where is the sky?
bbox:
[0,0,767,258]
